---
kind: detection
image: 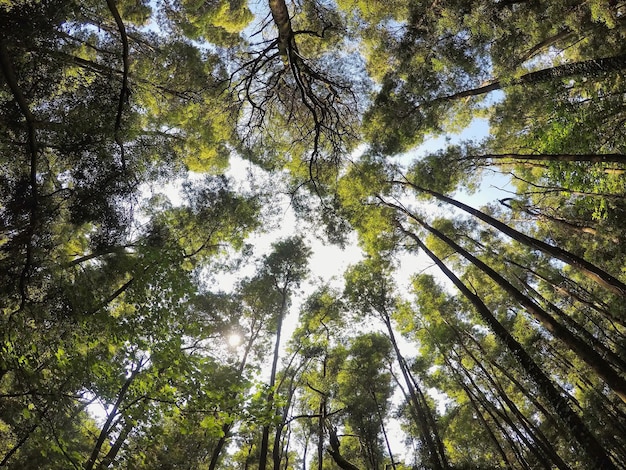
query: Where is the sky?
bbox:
[137,3,515,461]
[209,116,515,461]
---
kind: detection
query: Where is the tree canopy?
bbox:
[1,0,626,468]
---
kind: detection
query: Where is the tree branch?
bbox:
[105,0,131,171]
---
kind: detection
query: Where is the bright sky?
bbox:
[212,116,514,462]
[90,3,516,463]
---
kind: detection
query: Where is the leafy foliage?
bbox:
[1,0,626,469]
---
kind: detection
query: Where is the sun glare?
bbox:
[227,333,242,347]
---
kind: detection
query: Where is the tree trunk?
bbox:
[84,366,141,470]
[209,323,262,470]
[318,356,327,470]
[259,288,289,470]
[455,341,571,470]
[499,198,620,243]
[268,0,296,58]
[381,315,449,470]
[398,225,616,469]
[327,425,362,470]
[432,53,626,104]
[441,347,514,467]
[465,152,626,164]
[395,181,626,296]
[370,389,397,470]
[399,207,626,404]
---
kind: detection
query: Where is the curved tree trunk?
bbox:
[327,425,361,470]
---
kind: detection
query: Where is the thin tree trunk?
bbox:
[381,315,449,470]
[209,320,264,470]
[455,352,551,469]
[0,39,40,310]
[273,373,298,470]
[84,366,141,470]
[259,288,289,470]
[398,225,616,469]
[444,352,526,469]
[0,422,40,467]
[437,352,511,468]
[393,181,626,296]
[505,258,626,330]
[499,199,620,243]
[369,389,397,470]
[395,205,626,404]
[318,356,327,470]
[104,0,130,170]
[95,421,133,469]
[517,275,626,373]
[454,341,571,470]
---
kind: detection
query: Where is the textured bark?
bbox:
[268,0,296,59]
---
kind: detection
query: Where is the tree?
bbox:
[344,258,449,470]
[2,1,626,468]
[257,236,311,470]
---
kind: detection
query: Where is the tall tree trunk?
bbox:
[84,366,141,470]
[318,356,327,470]
[393,182,626,296]
[454,341,571,470]
[444,351,515,466]
[397,225,617,469]
[431,53,626,104]
[0,39,40,310]
[273,373,298,470]
[465,152,626,164]
[209,320,264,470]
[259,289,289,470]
[381,314,449,470]
[396,206,626,403]
[369,389,397,470]
[95,421,133,470]
[504,258,626,330]
[517,275,626,373]
[499,199,619,243]
[455,352,553,469]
